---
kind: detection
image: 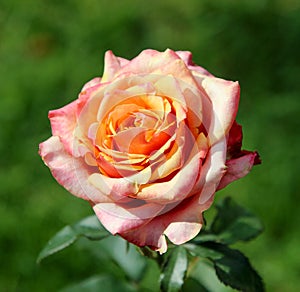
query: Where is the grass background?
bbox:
[0,0,299,290]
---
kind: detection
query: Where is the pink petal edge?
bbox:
[202,77,240,144]
[217,151,259,190]
[48,101,78,155]
[39,136,110,203]
[175,51,213,76]
[115,194,215,254]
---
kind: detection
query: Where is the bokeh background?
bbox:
[1,0,299,290]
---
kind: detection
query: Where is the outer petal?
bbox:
[93,202,165,235]
[102,50,124,82]
[48,101,78,155]
[88,172,148,202]
[39,136,110,203]
[164,195,214,245]
[101,50,130,82]
[49,82,104,156]
[175,51,194,66]
[202,77,240,144]
[175,51,213,77]
[117,49,199,87]
[117,213,169,254]
[77,82,104,119]
[193,138,227,204]
[81,77,101,91]
[217,151,260,190]
[76,86,105,142]
[227,121,243,157]
[118,194,215,254]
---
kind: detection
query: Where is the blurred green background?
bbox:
[1,0,299,290]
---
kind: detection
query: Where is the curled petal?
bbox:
[118,194,215,254]
[48,101,78,155]
[118,49,198,87]
[77,89,104,140]
[77,83,104,120]
[137,145,200,203]
[101,51,123,82]
[175,51,194,65]
[164,195,214,245]
[81,77,101,91]
[88,166,153,201]
[39,136,110,203]
[88,173,139,201]
[175,51,213,77]
[93,201,165,235]
[227,121,243,157]
[193,139,227,204]
[218,151,260,190]
[202,77,240,144]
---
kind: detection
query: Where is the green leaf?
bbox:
[99,236,147,282]
[182,278,209,292]
[138,259,161,292]
[37,225,77,264]
[160,246,188,292]
[184,243,224,264]
[72,215,109,240]
[210,197,263,245]
[37,215,109,263]
[185,258,233,292]
[60,274,137,292]
[185,242,265,292]
[211,243,265,292]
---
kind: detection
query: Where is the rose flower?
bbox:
[39,49,260,253]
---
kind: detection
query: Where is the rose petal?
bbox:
[89,163,153,200]
[76,81,104,132]
[227,121,243,157]
[88,173,140,201]
[48,101,78,155]
[153,74,212,133]
[93,201,165,234]
[202,77,240,144]
[151,136,183,179]
[217,151,260,190]
[81,77,101,92]
[175,51,194,65]
[137,145,200,203]
[118,216,169,254]
[164,195,214,245]
[193,138,227,204]
[101,50,123,82]
[175,51,213,77]
[154,75,188,110]
[77,87,104,141]
[117,49,198,86]
[119,194,215,253]
[149,121,191,180]
[95,78,156,123]
[39,136,110,203]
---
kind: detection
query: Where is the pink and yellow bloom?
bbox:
[39,49,260,253]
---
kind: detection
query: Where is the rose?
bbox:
[39,49,260,253]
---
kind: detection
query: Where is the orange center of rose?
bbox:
[94,95,177,177]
